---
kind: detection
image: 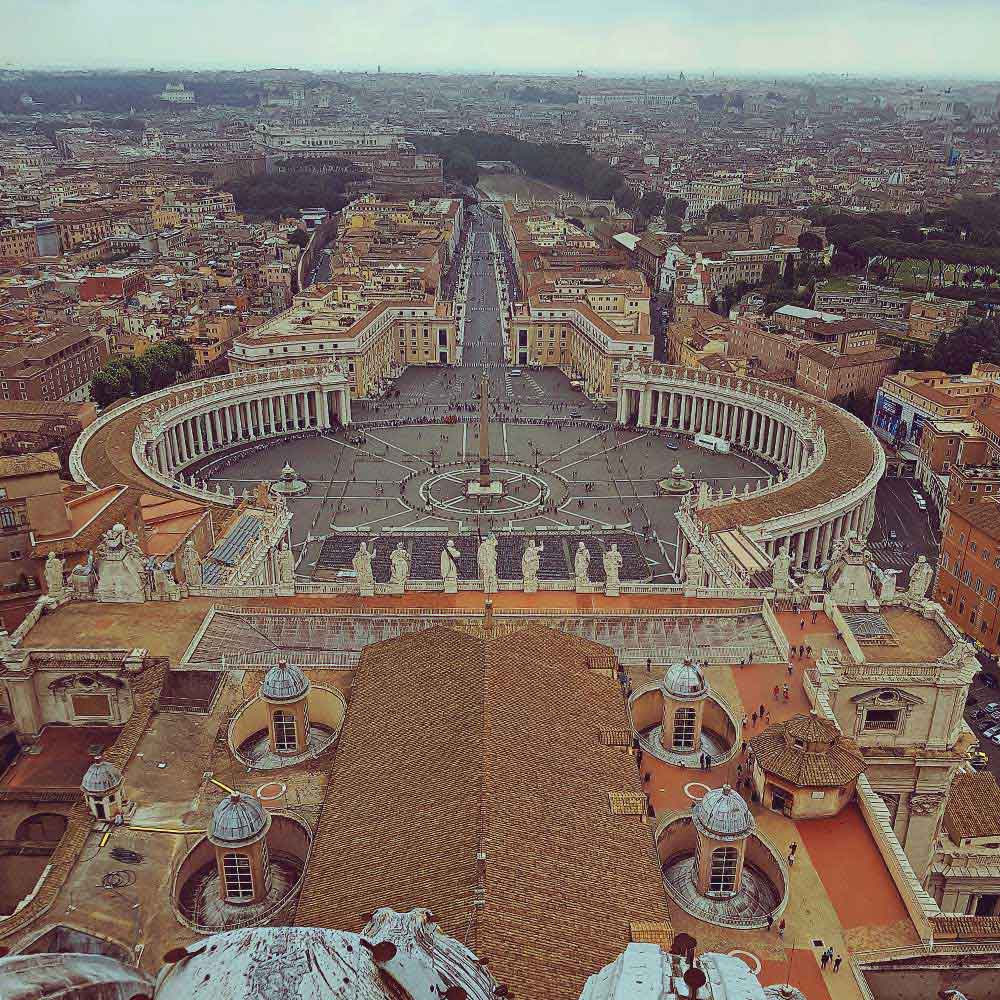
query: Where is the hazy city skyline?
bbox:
[3,0,999,79]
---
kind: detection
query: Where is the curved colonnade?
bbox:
[618,365,884,573]
[70,363,352,509]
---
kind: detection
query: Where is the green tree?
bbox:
[663,196,688,220]
[288,228,310,249]
[706,204,734,223]
[782,255,796,287]
[638,191,666,219]
[930,318,1000,374]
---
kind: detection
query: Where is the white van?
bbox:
[694,433,731,454]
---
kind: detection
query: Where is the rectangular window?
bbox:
[864,708,901,731]
[71,693,111,718]
[223,852,254,900]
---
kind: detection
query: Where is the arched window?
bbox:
[0,507,15,529]
[16,812,68,843]
[222,852,254,900]
[709,846,739,895]
[672,707,697,751]
[273,710,297,752]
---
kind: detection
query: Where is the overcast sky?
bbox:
[2,0,997,79]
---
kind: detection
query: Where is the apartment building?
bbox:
[935,461,1000,657]
[0,327,108,403]
[0,224,38,265]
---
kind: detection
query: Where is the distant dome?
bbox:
[81,758,122,795]
[693,784,755,841]
[260,659,310,702]
[661,659,708,700]
[209,793,270,847]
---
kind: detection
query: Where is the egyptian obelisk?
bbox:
[479,373,491,488]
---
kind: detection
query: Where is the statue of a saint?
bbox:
[352,541,377,596]
[574,542,591,592]
[907,555,933,600]
[69,552,94,598]
[180,539,202,588]
[522,539,543,593]
[44,551,66,596]
[771,544,792,591]
[276,540,296,586]
[478,533,499,594]
[603,543,623,596]
[388,542,411,595]
[683,547,704,588]
[440,539,461,593]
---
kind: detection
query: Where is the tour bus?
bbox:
[694,433,730,454]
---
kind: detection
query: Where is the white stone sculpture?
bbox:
[388,542,411,596]
[352,541,377,597]
[94,523,147,603]
[44,551,66,596]
[276,540,296,586]
[69,552,95,598]
[907,555,933,601]
[603,543,623,597]
[522,539,543,593]
[879,568,898,603]
[477,533,499,594]
[180,539,202,588]
[771,544,792,592]
[683,547,704,589]
[574,542,591,593]
[440,539,461,594]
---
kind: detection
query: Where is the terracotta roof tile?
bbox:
[295,624,670,1000]
[944,772,1000,841]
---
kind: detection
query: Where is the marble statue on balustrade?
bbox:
[574,542,591,593]
[878,567,898,603]
[352,541,377,597]
[906,555,933,601]
[69,552,94,599]
[478,533,499,594]
[603,543,623,597]
[276,540,296,588]
[44,551,67,598]
[440,539,461,594]
[180,539,203,588]
[522,539,543,593]
[94,523,147,603]
[682,548,704,590]
[771,544,792,592]
[388,542,411,596]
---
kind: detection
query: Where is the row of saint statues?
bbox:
[349,536,626,595]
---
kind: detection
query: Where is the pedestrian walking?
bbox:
[759,703,765,718]
[800,618,805,630]
[821,950,830,970]
[783,683,790,700]
[773,684,781,701]
[811,610,818,624]
[788,841,797,859]
[806,645,812,657]
[766,913,773,931]
[787,850,795,865]
[778,919,785,938]
[742,714,748,728]
[833,956,842,973]
[799,644,805,657]
[787,661,794,675]
[751,711,758,726]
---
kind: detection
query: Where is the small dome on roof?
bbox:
[260,659,309,702]
[693,784,755,841]
[661,659,708,700]
[81,758,122,795]
[209,793,270,847]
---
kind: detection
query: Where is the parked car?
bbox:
[666,440,679,450]
[510,368,522,376]
[983,724,1000,739]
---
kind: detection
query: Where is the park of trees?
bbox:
[221,170,353,221]
[415,131,627,199]
[90,340,196,407]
